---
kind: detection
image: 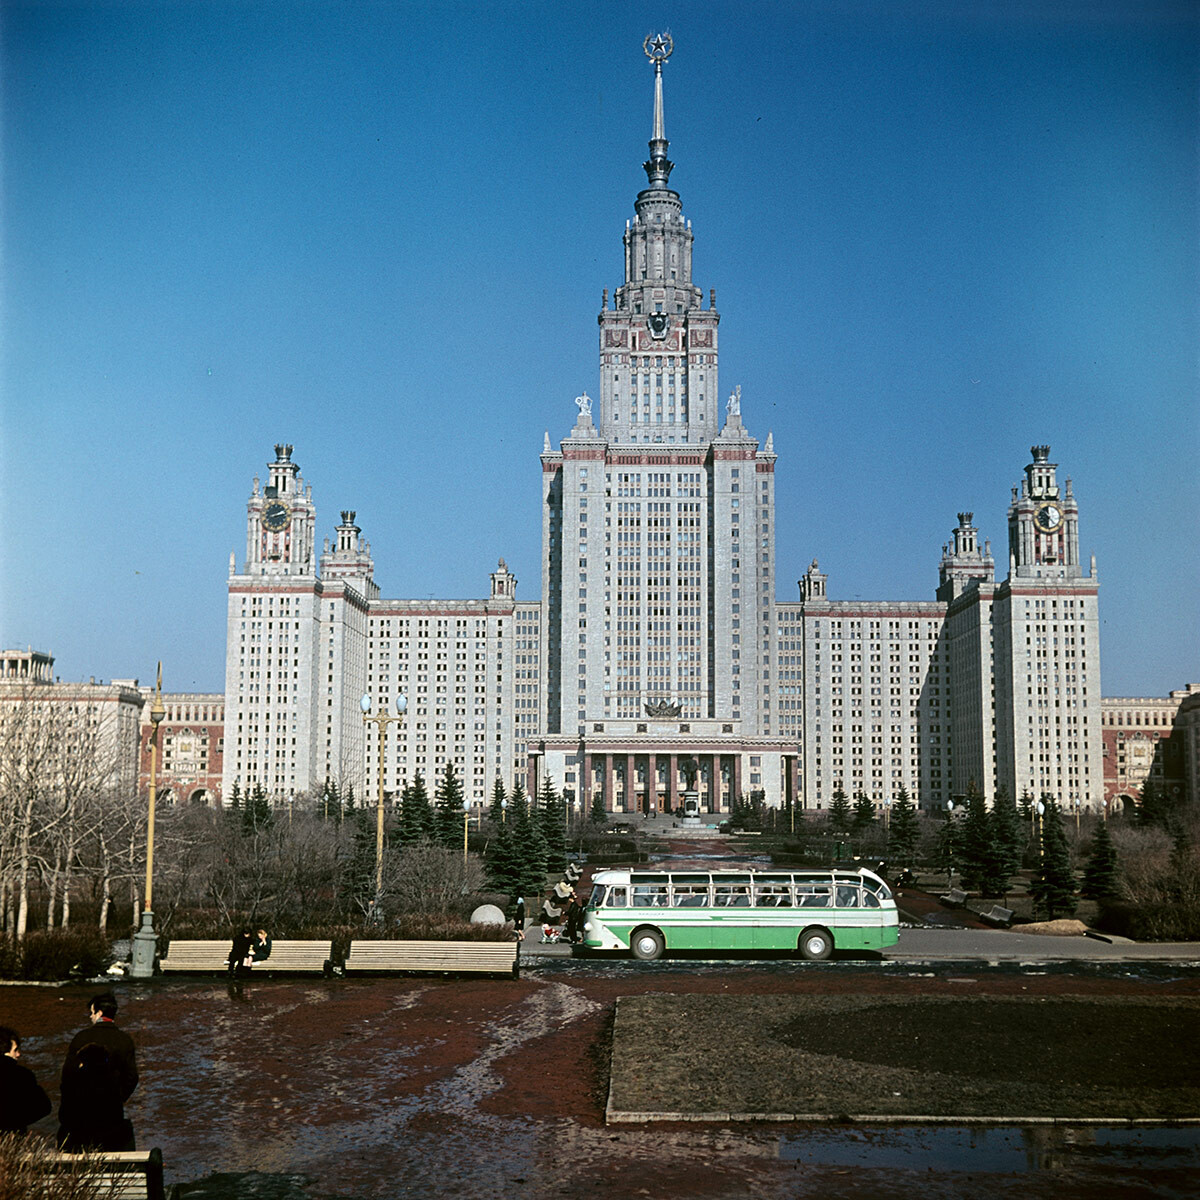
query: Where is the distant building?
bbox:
[1101,685,1198,814]
[137,692,224,806]
[0,649,144,796]
[1179,690,1200,808]
[219,38,1106,816]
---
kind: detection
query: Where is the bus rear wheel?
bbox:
[631,928,665,961]
[799,927,833,961]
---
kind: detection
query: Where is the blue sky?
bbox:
[2,0,1196,697]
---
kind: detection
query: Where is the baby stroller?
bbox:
[540,923,567,944]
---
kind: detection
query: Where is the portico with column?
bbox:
[531,717,795,818]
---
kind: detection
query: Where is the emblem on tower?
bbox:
[643,32,673,64]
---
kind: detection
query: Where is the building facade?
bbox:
[137,692,225,807]
[1100,685,1198,813]
[219,39,1108,817]
[0,649,145,799]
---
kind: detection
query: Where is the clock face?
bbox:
[648,312,670,339]
[263,501,291,532]
[1035,503,1062,533]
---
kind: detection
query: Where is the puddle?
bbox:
[778,1125,1200,1171]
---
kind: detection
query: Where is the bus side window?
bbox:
[836,885,860,907]
[798,888,831,907]
[610,887,628,907]
[863,890,881,908]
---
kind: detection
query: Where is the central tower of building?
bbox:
[537,36,786,812]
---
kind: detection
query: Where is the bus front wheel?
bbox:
[799,927,833,961]
[631,928,665,961]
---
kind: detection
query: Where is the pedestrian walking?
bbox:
[0,1025,52,1134]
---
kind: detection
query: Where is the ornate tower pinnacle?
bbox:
[643,32,674,189]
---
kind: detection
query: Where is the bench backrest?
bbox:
[345,940,517,971]
[160,939,332,971]
[36,1148,164,1200]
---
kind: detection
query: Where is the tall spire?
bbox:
[643,32,674,189]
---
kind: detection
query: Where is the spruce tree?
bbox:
[434,761,466,849]
[484,820,520,895]
[989,785,1023,878]
[935,808,959,887]
[589,790,608,826]
[537,775,568,876]
[243,783,273,834]
[487,776,508,826]
[399,772,433,844]
[827,786,852,834]
[1017,787,1035,841]
[1029,796,1077,919]
[1080,819,1121,901]
[887,785,920,865]
[226,782,243,829]
[958,782,994,892]
[851,790,876,835]
[510,784,548,898]
[1137,778,1173,831]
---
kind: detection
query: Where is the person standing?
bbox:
[0,1026,52,1134]
[58,993,138,1151]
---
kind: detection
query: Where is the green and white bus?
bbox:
[583,868,899,960]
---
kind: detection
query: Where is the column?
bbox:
[732,753,742,801]
[603,754,614,812]
[626,753,636,814]
[668,754,679,813]
[583,751,592,813]
[647,752,657,814]
[709,753,720,811]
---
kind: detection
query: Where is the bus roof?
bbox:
[589,866,887,885]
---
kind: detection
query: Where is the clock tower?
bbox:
[1008,445,1082,578]
[244,444,316,577]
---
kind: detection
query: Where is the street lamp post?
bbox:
[131,662,166,979]
[501,798,508,823]
[361,691,407,916]
[462,799,471,863]
[1035,800,1046,859]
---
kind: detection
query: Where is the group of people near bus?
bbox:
[1,991,139,1151]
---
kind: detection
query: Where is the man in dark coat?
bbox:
[58,993,138,1151]
[228,928,254,976]
[61,993,138,1099]
[0,1025,52,1133]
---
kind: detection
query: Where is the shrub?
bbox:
[0,1131,129,1199]
[15,929,112,981]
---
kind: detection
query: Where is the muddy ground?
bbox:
[4,958,1199,1199]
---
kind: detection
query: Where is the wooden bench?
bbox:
[940,888,969,908]
[344,939,519,977]
[981,905,1014,928]
[33,1148,168,1199]
[159,940,333,975]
